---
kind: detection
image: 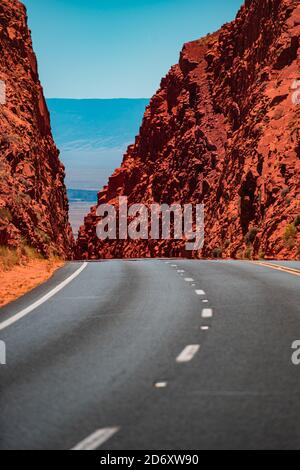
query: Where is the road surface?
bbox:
[0,259,299,450]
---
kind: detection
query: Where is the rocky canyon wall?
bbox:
[0,0,74,258]
[77,0,300,260]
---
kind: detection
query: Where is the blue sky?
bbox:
[23,0,243,98]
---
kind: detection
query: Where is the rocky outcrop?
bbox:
[0,0,74,258]
[77,0,300,260]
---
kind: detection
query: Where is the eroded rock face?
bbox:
[77,0,300,260]
[0,0,74,258]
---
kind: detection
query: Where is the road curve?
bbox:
[0,259,299,450]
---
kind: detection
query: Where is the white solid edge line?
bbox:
[72,427,120,451]
[195,289,206,296]
[0,262,88,332]
[202,308,213,318]
[176,345,200,363]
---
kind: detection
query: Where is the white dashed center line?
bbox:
[155,382,168,388]
[176,345,200,363]
[72,427,119,451]
[184,278,194,282]
[202,308,213,318]
[195,290,206,296]
[201,326,210,331]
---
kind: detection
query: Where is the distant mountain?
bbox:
[47,99,149,190]
[67,189,98,203]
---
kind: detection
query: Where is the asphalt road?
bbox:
[0,259,299,450]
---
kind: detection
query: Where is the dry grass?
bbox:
[0,246,20,271]
[0,245,64,308]
[283,223,298,248]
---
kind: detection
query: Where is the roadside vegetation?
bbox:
[283,216,300,249]
[0,244,41,271]
[0,242,64,308]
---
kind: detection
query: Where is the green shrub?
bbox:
[245,227,259,245]
[283,223,297,248]
[284,223,297,241]
[244,247,252,259]
[212,247,222,258]
[224,239,231,248]
[294,215,300,227]
[0,207,12,222]
[34,227,51,243]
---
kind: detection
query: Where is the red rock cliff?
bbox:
[0,0,74,258]
[77,0,300,260]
